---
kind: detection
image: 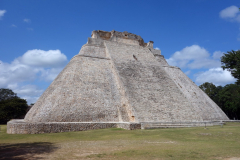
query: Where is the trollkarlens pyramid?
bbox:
[7,30,229,134]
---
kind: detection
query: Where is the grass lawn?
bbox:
[0,122,240,160]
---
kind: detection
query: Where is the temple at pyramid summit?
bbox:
[7,30,229,134]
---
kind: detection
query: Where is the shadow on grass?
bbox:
[0,142,58,160]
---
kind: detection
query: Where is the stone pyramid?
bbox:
[7,30,229,134]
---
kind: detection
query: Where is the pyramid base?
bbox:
[7,119,141,134]
[7,119,230,134]
[140,121,225,129]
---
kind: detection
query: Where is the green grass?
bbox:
[0,123,240,160]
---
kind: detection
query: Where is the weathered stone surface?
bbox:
[7,120,140,134]
[162,66,228,121]
[104,41,202,122]
[7,30,229,134]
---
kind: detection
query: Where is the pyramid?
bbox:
[7,30,229,134]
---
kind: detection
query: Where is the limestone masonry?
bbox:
[7,30,229,134]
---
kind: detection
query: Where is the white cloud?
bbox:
[220,6,239,18]
[40,68,64,81]
[12,85,43,97]
[166,45,220,69]
[195,68,237,86]
[5,83,40,104]
[19,49,67,67]
[0,61,37,87]
[23,18,31,23]
[167,45,237,86]
[21,96,39,104]
[0,10,6,19]
[8,84,43,104]
[219,6,240,23]
[188,59,220,69]
[212,51,224,59]
[155,47,160,50]
[0,49,68,103]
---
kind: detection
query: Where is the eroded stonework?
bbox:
[7,30,229,134]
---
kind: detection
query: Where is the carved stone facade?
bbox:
[7,30,229,134]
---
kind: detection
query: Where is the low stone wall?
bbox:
[220,120,240,122]
[117,123,141,130]
[7,119,141,134]
[8,119,231,134]
[140,121,223,129]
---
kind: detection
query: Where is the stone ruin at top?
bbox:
[7,30,229,134]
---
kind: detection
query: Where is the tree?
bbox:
[199,82,219,102]
[221,50,240,85]
[214,85,223,106]
[199,82,240,119]
[0,88,28,124]
[0,88,18,101]
[218,84,240,120]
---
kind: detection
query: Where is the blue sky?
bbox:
[0,0,239,104]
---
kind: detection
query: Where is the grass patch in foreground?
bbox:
[0,123,240,159]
